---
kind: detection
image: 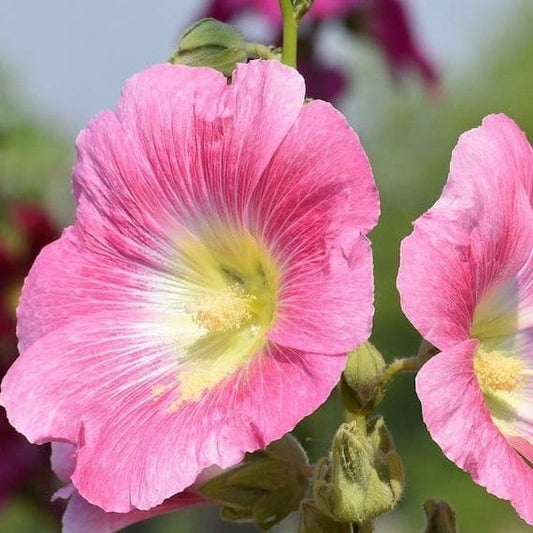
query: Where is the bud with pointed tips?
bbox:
[314,418,403,523]
[199,435,310,530]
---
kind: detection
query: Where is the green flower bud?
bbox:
[341,342,386,419]
[298,500,353,533]
[169,18,248,76]
[313,419,404,524]
[344,342,386,395]
[422,499,457,533]
[199,435,310,530]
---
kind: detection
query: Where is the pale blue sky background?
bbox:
[0,0,525,134]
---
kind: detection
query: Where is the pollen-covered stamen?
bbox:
[474,346,526,393]
[187,284,257,332]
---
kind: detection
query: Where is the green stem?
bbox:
[278,0,298,67]
[381,356,419,390]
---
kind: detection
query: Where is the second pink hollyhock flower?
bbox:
[398,114,533,524]
[1,60,379,513]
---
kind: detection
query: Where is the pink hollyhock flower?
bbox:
[52,443,214,533]
[1,60,379,513]
[398,114,533,524]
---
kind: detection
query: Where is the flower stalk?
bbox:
[380,356,419,390]
[278,0,299,67]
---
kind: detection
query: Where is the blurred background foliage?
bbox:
[0,1,532,532]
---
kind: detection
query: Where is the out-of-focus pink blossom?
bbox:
[205,0,250,21]
[205,0,359,22]
[398,114,533,524]
[1,61,379,513]
[202,0,438,95]
[298,58,347,101]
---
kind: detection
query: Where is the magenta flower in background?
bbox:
[205,0,357,22]
[1,60,379,513]
[297,56,347,102]
[203,0,438,96]
[252,0,357,20]
[204,0,250,21]
[398,114,533,523]
[361,0,439,91]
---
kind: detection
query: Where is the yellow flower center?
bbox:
[187,284,256,332]
[155,226,280,410]
[473,346,525,393]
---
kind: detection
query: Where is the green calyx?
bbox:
[169,18,280,77]
[313,418,404,524]
[169,18,247,76]
[198,435,311,530]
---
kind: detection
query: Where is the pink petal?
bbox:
[417,340,533,525]
[250,100,378,353]
[62,491,203,533]
[398,114,533,349]
[268,230,374,354]
[2,311,345,512]
[51,442,76,483]
[17,226,167,353]
[477,115,533,204]
[73,61,305,249]
[51,442,213,533]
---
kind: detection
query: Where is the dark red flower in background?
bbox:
[348,0,439,91]
[0,203,58,507]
